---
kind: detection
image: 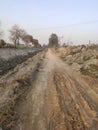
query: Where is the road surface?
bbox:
[0,49,98,130]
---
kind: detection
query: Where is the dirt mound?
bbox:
[0,48,43,76]
[59,46,98,78]
[0,48,98,130]
[0,50,46,130]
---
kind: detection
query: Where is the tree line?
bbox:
[0,24,41,48]
[0,23,59,48]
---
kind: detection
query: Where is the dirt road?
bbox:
[0,49,98,130]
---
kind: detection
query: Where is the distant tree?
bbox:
[22,34,33,46]
[0,39,6,48]
[22,34,41,47]
[33,39,41,47]
[33,39,38,47]
[9,25,26,47]
[49,33,59,47]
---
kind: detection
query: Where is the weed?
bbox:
[83,56,91,61]
[96,56,98,59]
[80,64,98,78]
[77,61,83,65]
[61,56,66,61]
[68,62,73,65]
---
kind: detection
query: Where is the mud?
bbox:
[0,48,98,130]
[0,48,43,76]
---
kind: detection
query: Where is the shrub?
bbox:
[80,64,98,78]
[83,56,91,61]
[96,55,98,59]
[0,39,6,48]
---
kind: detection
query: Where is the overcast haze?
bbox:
[0,0,98,45]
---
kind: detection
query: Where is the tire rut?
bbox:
[54,70,98,130]
[0,49,98,130]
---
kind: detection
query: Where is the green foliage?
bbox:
[68,62,73,65]
[80,64,98,78]
[83,56,91,61]
[77,61,84,65]
[0,39,6,48]
[61,56,66,61]
[49,33,59,47]
[80,67,88,75]
[96,55,98,59]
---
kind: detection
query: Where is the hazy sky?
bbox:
[0,0,98,45]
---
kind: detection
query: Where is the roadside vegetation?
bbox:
[59,44,98,78]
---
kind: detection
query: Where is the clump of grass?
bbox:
[80,64,98,78]
[70,50,81,55]
[77,61,84,65]
[60,56,66,61]
[80,67,88,75]
[96,55,98,59]
[83,56,91,61]
[68,62,73,65]
[89,64,98,72]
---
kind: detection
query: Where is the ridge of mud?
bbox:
[0,49,43,76]
[0,51,46,130]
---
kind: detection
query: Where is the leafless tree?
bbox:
[9,25,26,47]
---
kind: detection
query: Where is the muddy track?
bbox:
[0,49,98,130]
[54,71,98,130]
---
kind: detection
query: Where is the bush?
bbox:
[83,56,92,61]
[0,39,6,48]
[80,64,98,78]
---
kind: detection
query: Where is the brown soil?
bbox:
[0,48,98,130]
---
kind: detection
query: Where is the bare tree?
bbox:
[9,25,26,47]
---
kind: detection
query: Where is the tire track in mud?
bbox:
[54,70,98,130]
[12,49,98,130]
[0,49,98,130]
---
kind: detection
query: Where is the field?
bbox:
[0,46,98,130]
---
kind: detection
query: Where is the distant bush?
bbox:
[0,39,6,48]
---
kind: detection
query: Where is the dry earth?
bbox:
[0,48,98,130]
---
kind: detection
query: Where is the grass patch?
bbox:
[96,56,98,59]
[77,61,84,65]
[60,56,66,61]
[83,56,91,61]
[68,62,73,65]
[80,64,98,78]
